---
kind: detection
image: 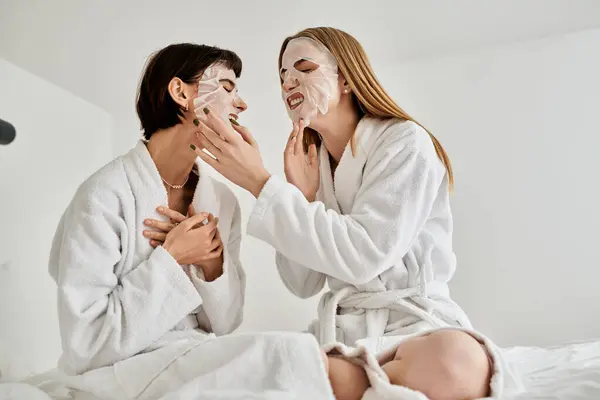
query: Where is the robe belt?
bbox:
[317,281,451,345]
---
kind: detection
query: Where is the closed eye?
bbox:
[220,79,235,93]
[294,59,319,74]
[280,59,320,80]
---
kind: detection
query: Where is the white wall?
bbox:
[1,21,599,377]
[377,28,600,347]
[0,59,114,375]
[3,0,600,128]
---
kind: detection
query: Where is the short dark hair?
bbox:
[136,43,242,139]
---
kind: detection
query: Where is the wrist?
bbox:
[249,169,271,198]
[203,269,223,282]
[161,241,178,262]
[196,259,224,282]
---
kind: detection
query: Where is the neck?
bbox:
[313,104,361,163]
[146,126,197,186]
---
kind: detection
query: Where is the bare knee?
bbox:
[321,349,329,373]
[429,340,491,400]
[326,356,369,400]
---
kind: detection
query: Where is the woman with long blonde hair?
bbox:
[193,27,473,346]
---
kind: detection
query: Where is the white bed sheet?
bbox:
[0,382,56,400]
[2,339,600,399]
[498,339,600,399]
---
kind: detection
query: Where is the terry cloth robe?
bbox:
[48,140,245,375]
[248,117,472,346]
[45,141,342,400]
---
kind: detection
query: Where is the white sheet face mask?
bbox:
[193,63,242,123]
[280,38,339,126]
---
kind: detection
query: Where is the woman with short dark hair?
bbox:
[46,43,256,397]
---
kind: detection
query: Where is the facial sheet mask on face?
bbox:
[193,63,240,123]
[281,38,339,126]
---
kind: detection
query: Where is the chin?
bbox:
[289,104,327,128]
[306,113,327,129]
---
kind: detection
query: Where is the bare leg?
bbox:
[326,355,370,400]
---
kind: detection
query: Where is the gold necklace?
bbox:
[161,175,189,190]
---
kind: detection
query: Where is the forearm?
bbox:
[196,255,224,282]
[189,245,245,334]
[249,176,383,284]
[276,252,326,299]
[57,246,202,373]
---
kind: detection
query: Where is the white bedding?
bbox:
[498,339,600,399]
[2,339,600,399]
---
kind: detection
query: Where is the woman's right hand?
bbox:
[143,207,188,248]
[161,209,222,266]
[284,120,320,202]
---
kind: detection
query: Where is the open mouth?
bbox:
[229,113,238,122]
[286,92,304,110]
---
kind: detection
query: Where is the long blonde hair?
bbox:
[278,27,454,190]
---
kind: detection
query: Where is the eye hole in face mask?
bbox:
[220,79,236,93]
[295,59,320,73]
[280,59,320,80]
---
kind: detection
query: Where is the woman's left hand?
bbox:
[192,108,271,198]
[284,120,320,202]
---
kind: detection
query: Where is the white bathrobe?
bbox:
[42,141,340,400]
[48,140,246,375]
[248,117,472,346]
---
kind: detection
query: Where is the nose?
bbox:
[234,95,247,113]
[282,76,299,93]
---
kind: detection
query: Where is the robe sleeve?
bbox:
[48,184,202,374]
[189,199,246,335]
[247,124,446,286]
[275,252,326,299]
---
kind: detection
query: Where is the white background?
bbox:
[1,0,600,374]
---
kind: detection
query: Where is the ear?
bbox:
[168,77,192,111]
[338,72,351,95]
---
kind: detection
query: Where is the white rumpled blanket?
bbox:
[6,332,334,400]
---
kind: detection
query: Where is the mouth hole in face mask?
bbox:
[286,92,305,110]
[281,59,321,112]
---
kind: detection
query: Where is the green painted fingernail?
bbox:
[230,118,239,126]
[203,107,210,114]
[190,144,196,150]
[193,119,199,126]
